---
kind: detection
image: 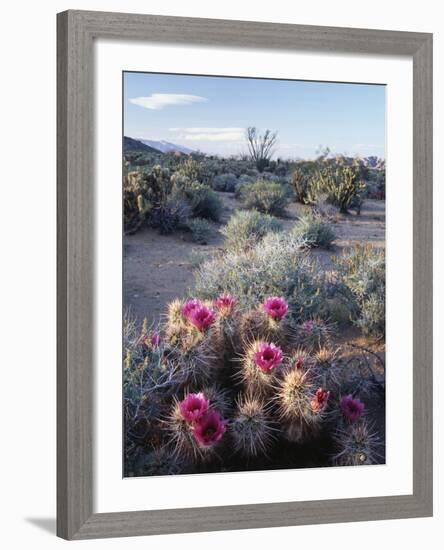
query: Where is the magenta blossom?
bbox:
[181,299,203,320]
[213,294,236,314]
[311,388,330,412]
[340,395,365,422]
[294,356,305,370]
[263,296,288,320]
[191,410,226,447]
[151,331,160,347]
[179,393,209,423]
[302,320,316,333]
[188,305,216,332]
[254,342,283,373]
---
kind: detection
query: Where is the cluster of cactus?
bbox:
[316,159,366,214]
[124,294,384,476]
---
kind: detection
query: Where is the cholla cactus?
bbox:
[231,393,276,457]
[239,340,284,396]
[276,367,329,443]
[332,420,381,466]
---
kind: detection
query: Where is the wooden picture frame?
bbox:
[57,9,433,540]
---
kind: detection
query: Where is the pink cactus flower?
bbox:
[213,294,236,314]
[311,388,330,412]
[294,356,305,370]
[178,393,209,423]
[151,331,160,347]
[263,296,288,320]
[254,342,283,373]
[181,299,203,320]
[188,305,216,332]
[302,320,316,334]
[340,395,365,422]
[191,410,226,446]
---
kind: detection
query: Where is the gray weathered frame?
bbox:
[57,9,433,540]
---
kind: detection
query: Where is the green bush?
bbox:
[292,214,336,249]
[188,217,212,244]
[221,210,283,252]
[173,181,223,221]
[194,232,325,321]
[239,180,290,216]
[212,173,238,192]
[334,244,385,337]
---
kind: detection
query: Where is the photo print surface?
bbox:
[122,71,386,477]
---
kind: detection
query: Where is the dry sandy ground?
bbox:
[123,194,385,325]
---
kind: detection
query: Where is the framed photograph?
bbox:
[57,10,433,540]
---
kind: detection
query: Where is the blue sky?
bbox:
[124,72,385,159]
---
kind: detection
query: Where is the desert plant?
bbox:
[292,214,337,249]
[245,126,278,172]
[239,180,290,216]
[316,160,365,214]
[230,393,276,457]
[332,420,381,466]
[335,244,385,337]
[277,366,329,443]
[174,181,223,221]
[221,210,282,252]
[290,165,317,204]
[194,232,325,322]
[188,217,212,244]
[212,173,238,192]
[239,340,283,396]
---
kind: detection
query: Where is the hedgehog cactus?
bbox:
[240,340,283,395]
[231,393,276,457]
[239,306,294,352]
[332,420,381,466]
[277,366,328,443]
[298,317,333,350]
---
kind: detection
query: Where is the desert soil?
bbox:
[124,194,385,326]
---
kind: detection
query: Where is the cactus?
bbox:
[239,340,283,396]
[332,420,381,466]
[276,367,328,443]
[231,393,276,457]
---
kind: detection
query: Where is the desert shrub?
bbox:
[188,217,212,244]
[239,180,290,216]
[173,181,223,221]
[221,210,283,252]
[149,198,190,235]
[212,173,238,192]
[194,232,324,321]
[335,244,385,337]
[292,214,336,249]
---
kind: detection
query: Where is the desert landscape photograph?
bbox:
[122,71,386,477]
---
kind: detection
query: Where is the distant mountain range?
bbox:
[123,136,194,155]
[123,136,159,153]
[138,139,195,155]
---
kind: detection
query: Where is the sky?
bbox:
[123,71,385,159]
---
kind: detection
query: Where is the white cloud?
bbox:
[169,127,245,142]
[129,94,207,110]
